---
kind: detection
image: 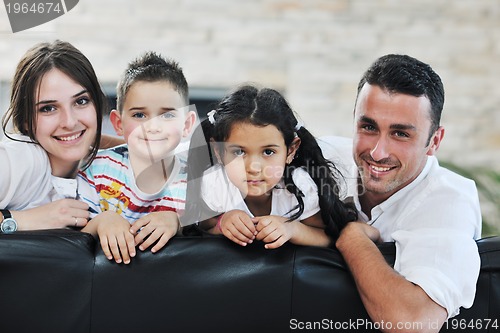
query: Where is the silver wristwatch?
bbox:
[1,209,18,233]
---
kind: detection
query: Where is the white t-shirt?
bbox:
[201,164,320,220]
[0,135,78,210]
[318,135,482,319]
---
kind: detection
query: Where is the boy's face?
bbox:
[111,81,194,164]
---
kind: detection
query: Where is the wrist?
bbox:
[336,222,359,251]
[216,214,224,234]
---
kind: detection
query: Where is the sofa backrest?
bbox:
[0,230,498,333]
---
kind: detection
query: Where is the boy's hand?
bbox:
[130,211,180,253]
[218,210,257,246]
[94,211,136,264]
[254,215,294,249]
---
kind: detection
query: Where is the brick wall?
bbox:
[1,0,499,169]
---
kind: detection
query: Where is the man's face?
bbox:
[353,83,443,204]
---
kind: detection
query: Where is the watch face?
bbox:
[1,218,17,233]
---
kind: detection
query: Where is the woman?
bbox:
[0,40,110,231]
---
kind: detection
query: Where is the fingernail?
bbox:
[116,259,122,263]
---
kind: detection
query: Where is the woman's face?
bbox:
[34,68,98,177]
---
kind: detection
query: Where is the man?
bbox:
[321,54,481,332]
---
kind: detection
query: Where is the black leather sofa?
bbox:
[0,229,498,333]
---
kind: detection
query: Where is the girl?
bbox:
[185,85,357,248]
[0,40,111,231]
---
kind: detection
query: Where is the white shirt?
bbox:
[318,135,482,318]
[0,134,78,210]
[201,164,320,220]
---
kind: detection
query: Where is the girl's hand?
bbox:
[13,198,90,230]
[218,210,256,246]
[93,211,136,264]
[130,211,180,253]
[254,215,295,249]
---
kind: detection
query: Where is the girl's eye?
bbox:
[263,149,275,156]
[38,105,56,113]
[232,149,245,157]
[75,97,91,106]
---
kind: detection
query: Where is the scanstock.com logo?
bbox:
[4,0,79,33]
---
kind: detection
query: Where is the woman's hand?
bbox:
[12,199,90,230]
[130,211,180,253]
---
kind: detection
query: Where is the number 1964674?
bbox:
[5,2,62,14]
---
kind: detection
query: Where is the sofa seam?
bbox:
[88,242,97,333]
[289,246,297,333]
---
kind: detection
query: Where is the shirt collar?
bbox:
[349,156,435,222]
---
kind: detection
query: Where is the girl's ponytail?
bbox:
[289,127,357,239]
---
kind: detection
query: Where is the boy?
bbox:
[78,52,196,264]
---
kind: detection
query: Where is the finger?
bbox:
[255,218,271,232]
[125,232,136,258]
[150,232,172,253]
[235,216,257,238]
[69,208,90,221]
[130,217,149,234]
[225,231,248,247]
[138,229,159,251]
[66,198,90,209]
[73,217,88,228]
[117,234,131,264]
[108,237,123,264]
[256,224,278,241]
[225,225,253,246]
[134,226,152,247]
[264,235,285,249]
[262,228,282,243]
[100,237,113,260]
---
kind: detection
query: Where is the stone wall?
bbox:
[0,0,499,169]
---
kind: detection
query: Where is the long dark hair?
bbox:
[184,85,356,239]
[1,40,106,170]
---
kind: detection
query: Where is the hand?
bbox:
[13,199,90,230]
[94,211,136,264]
[218,210,257,246]
[254,215,294,249]
[130,211,180,253]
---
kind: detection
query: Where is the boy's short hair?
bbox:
[116,51,189,111]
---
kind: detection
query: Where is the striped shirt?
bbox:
[77,145,187,222]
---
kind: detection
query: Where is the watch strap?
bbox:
[1,209,13,220]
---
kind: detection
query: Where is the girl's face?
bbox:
[34,68,98,177]
[219,122,298,199]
